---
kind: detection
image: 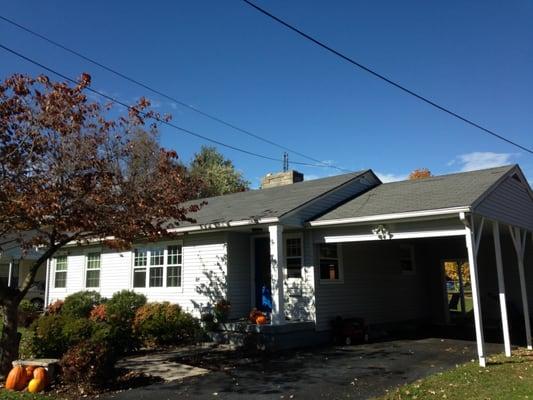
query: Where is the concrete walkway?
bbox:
[106,338,501,400]
[116,343,233,382]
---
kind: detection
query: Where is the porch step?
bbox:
[207,322,329,352]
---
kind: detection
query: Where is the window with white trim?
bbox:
[85,252,101,288]
[133,249,147,288]
[399,244,415,274]
[54,255,68,288]
[133,245,182,288]
[285,237,303,278]
[319,244,341,281]
[166,245,182,287]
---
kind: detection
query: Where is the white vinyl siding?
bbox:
[314,238,428,331]
[474,174,533,231]
[47,233,228,317]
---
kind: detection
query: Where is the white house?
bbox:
[45,164,533,366]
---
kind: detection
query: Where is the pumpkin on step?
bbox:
[256,315,267,325]
[27,378,45,393]
[25,365,35,380]
[33,367,48,387]
[5,365,26,391]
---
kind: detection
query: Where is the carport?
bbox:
[309,165,533,366]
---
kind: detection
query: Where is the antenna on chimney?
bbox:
[283,152,289,172]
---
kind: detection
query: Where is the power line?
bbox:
[0,14,349,172]
[242,0,533,155]
[0,43,331,168]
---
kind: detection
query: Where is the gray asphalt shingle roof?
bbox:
[174,170,369,227]
[315,165,515,221]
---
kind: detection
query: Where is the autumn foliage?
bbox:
[0,73,201,371]
[408,168,432,180]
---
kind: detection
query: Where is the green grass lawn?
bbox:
[0,391,53,399]
[377,348,533,400]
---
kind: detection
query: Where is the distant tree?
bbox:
[409,168,432,180]
[189,146,250,198]
[0,73,201,372]
[126,128,161,185]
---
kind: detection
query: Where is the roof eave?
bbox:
[308,206,472,227]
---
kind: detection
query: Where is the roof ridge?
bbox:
[378,164,516,186]
[187,169,369,203]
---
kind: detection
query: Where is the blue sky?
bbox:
[1,1,532,186]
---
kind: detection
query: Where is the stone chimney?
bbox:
[261,170,304,189]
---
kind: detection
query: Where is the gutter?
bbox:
[308,206,472,227]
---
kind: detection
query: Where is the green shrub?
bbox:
[62,317,95,345]
[18,327,36,359]
[59,339,116,388]
[105,290,147,353]
[106,290,146,323]
[18,299,37,313]
[133,302,200,346]
[176,311,203,341]
[31,314,67,357]
[62,291,103,318]
[18,300,40,328]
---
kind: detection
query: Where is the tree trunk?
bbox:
[0,300,21,374]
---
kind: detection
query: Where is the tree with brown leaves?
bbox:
[0,73,201,371]
[408,168,432,180]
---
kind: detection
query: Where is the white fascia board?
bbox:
[167,217,279,233]
[322,229,467,243]
[63,217,280,247]
[309,207,471,227]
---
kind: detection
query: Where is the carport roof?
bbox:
[314,165,516,222]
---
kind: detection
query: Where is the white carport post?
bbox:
[463,213,487,367]
[509,226,532,350]
[269,225,285,325]
[492,221,512,357]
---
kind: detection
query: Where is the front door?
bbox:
[254,237,271,310]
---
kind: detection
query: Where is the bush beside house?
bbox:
[21,290,202,390]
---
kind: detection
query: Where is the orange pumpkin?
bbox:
[5,365,25,391]
[256,315,267,325]
[25,365,35,380]
[33,367,48,387]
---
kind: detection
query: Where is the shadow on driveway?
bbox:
[104,338,500,400]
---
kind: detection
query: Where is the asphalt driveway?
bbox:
[105,338,500,400]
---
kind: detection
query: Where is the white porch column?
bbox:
[464,215,487,367]
[7,260,13,288]
[509,226,532,350]
[269,225,285,325]
[492,221,511,357]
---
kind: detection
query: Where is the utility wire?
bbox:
[0,43,330,168]
[0,14,350,172]
[242,0,533,155]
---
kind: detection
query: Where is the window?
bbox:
[133,245,182,288]
[54,256,68,288]
[85,253,101,288]
[166,245,182,287]
[133,249,147,288]
[319,244,341,281]
[285,237,302,278]
[149,248,164,287]
[399,245,415,274]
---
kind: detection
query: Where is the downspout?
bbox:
[44,258,51,308]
